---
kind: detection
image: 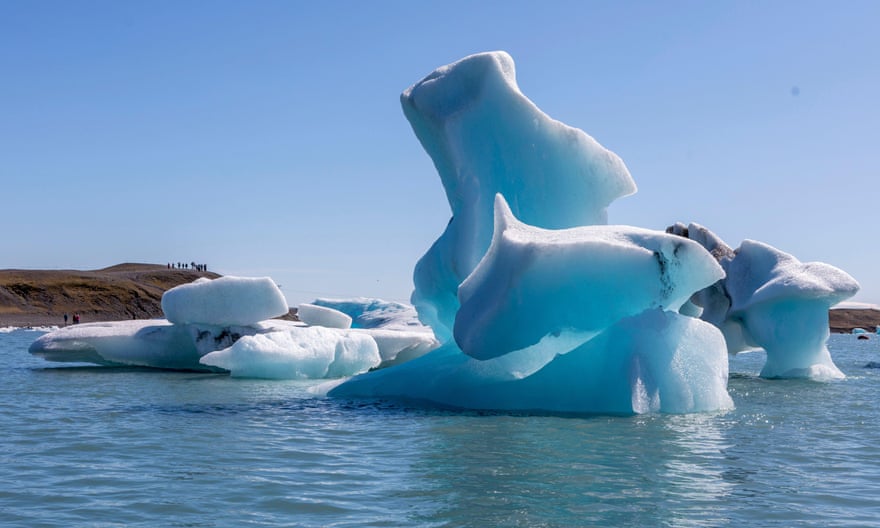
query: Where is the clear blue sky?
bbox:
[2,1,877,307]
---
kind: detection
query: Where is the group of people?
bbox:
[167,262,208,272]
[63,313,80,325]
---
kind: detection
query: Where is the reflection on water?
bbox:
[662,413,733,527]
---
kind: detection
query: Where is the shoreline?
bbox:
[0,313,153,329]
[2,309,875,334]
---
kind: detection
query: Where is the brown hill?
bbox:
[829,308,880,334]
[0,263,220,327]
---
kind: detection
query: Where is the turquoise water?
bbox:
[2,329,880,527]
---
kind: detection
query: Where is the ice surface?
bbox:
[162,276,288,326]
[297,303,352,329]
[669,223,859,379]
[199,326,379,379]
[404,51,636,342]
[454,196,725,359]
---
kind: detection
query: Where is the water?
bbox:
[2,329,880,527]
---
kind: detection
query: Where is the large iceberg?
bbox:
[404,51,636,343]
[328,52,734,414]
[329,50,859,412]
[667,223,859,379]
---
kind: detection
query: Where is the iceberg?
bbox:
[199,326,379,379]
[30,278,433,378]
[311,297,432,332]
[29,319,262,371]
[296,303,353,329]
[404,51,636,343]
[668,223,859,379]
[162,276,288,326]
[328,51,731,414]
[329,199,732,414]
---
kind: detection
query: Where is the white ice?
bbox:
[296,303,352,329]
[668,223,859,379]
[29,319,260,371]
[404,51,636,343]
[162,276,289,326]
[199,326,379,379]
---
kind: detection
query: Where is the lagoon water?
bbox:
[2,329,880,527]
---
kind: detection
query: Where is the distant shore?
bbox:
[0,263,299,329]
[1,263,876,333]
[0,263,219,328]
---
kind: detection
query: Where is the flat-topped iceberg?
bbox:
[31,275,298,371]
[296,303,353,329]
[30,278,433,379]
[199,327,379,379]
[162,276,288,326]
